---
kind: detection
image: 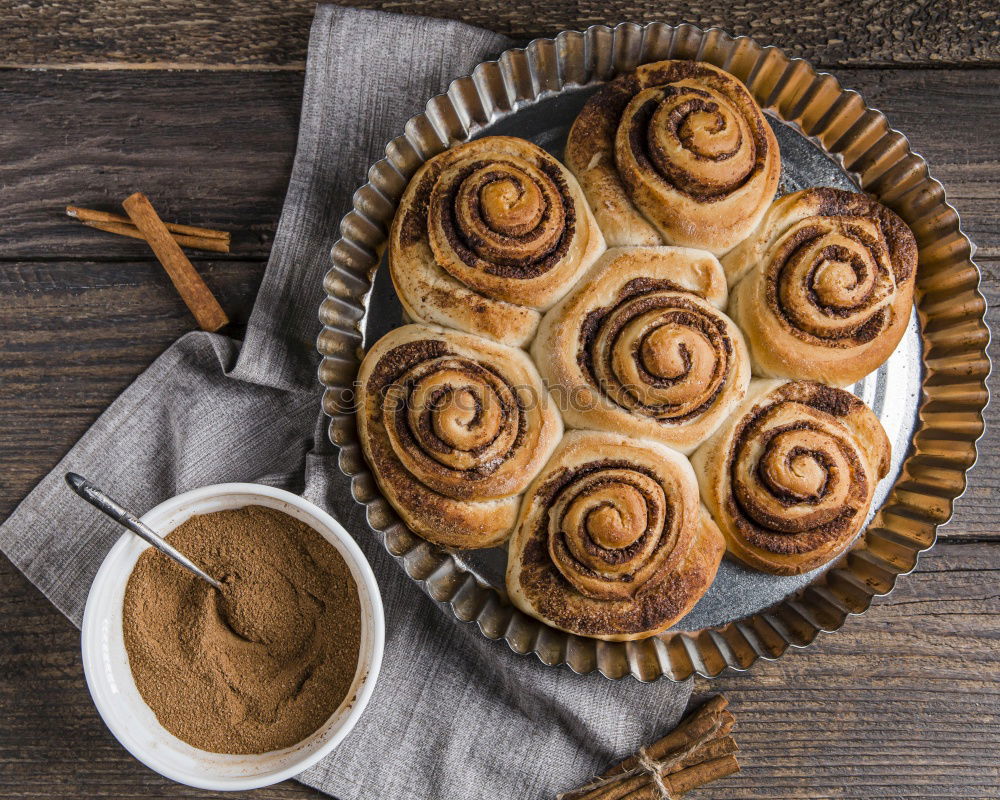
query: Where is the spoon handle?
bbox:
[65,473,223,591]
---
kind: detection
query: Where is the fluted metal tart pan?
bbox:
[317,22,990,680]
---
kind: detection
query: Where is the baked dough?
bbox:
[506,430,725,641]
[357,323,562,548]
[565,60,779,255]
[723,187,918,386]
[532,246,750,454]
[690,379,890,575]
[390,136,605,348]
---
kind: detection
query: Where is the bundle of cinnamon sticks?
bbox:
[560,696,739,800]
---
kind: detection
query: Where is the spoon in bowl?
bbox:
[65,472,223,591]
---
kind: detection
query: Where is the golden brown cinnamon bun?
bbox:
[506,430,724,641]
[724,187,917,386]
[389,136,605,348]
[690,380,890,575]
[532,247,750,454]
[356,324,562,548]
[565,61,779,255]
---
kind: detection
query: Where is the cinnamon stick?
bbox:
[619,756,740,800]
[561,696,739,800]
[668,735,738,772]
[569,738,738,800]
[572,773,645,800]
[82,220,230,253]
[602,697,730,780]
[664,755,740,797]
[67,206,230,242]
[121,193,229,332]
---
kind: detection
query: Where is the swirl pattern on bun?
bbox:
[390,136,605,348]
[506,430,725,640]
[357,324,562,548]
[691,379,890,575]
[723,187,917,386]
[565,61,780,255]
[532,247,750,454]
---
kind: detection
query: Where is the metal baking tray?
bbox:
[317,23,990,680]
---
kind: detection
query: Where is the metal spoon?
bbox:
[65,472,223,591]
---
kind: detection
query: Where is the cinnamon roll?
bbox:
[389,136,605,348]
[690,380,890,575]
[506,430,725,641]
[565,60,780,255]
[724,187,917,386]
[532,247,750,454]
[356,324,562,549]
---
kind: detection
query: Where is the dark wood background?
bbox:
[1,2,998,798]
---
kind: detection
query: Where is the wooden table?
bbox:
[1,2,997,797]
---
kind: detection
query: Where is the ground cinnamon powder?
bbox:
[122,505,362,754]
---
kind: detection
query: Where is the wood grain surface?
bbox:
[2,542,996,799]
[1,3,998,799]
[2,0,997,68]
[2,68,998,262]
[2,68,997,532]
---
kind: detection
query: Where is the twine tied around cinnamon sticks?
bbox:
[557,696,739,800]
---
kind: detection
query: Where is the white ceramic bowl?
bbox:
[81,483,385,791]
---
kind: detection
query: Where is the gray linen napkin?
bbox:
[0,6,692,798]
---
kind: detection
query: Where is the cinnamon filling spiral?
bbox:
[584,287,733,422]
[729,400,869,555]
[770,217,896,344]
[620,81,761,201]
[547,464,680,600]
[428,156,574,285]
[383,355,525,500]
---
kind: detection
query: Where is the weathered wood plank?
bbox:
[0,259,266,521]
[0,256,995,537]
[2,542,996,798]
[1,67,995,536]
[696,541,1000,798]
[2,0,997,69]
[1,4,996,799]
[0,71,303,262]
[1,68,997,263]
